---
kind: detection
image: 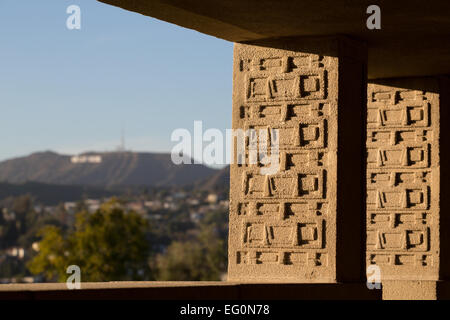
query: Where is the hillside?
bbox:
[196,165,229,192]
[0,151,217,188]
[0,181,114,205]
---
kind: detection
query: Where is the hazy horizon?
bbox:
[0,148,229,170]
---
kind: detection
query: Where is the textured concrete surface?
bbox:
[366,78,440,281]
[367,77,450,299]
[228,37,366,282]
[382,280,437,300]
[97,0,450,79]
[0,282,381,300]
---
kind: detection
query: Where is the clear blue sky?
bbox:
[0,0,233,162]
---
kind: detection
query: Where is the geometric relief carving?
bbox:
[368,253,432,267]
[367,187,429,210]
[368,171,430,186]
[233,200,327,219]
[242,219,323,248]
[242,170,324,199]
[229,43,338,282]
[236,250,327,267]
[367,102,430,128]
[238,149,326,170]
[366,84,438,279]
[367,129,431,145]
[367,145,429,168]
[246,119,325,149]
[246,70,326,103]
[240,102,328,122]
[239,54,323,74]
[367,227,429,251]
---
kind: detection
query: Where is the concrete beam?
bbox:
[97,0,450,79]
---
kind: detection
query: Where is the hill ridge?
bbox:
[0,151,218,187]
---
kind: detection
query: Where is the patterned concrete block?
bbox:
[228,37,367,282]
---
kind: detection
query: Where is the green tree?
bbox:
[155,223,227,281]
[27,225,68,281]
[27,198,152,282]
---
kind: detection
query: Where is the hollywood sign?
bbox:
[70,155,102,164]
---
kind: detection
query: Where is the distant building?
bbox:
[44,206,57,214]
[173,192,187,199]
[219,200,229,208]
[21,277,35,284]
[189,211,203,222]
[147,213,162,220]
[6,247,25,259]
[85,199,101,212]
[31,242,40,252]
[2,208,16,221]
[144,200,162,210]
[163,202,178,211]
[207,194,218,204]
[33,205,44,213]
[127,201,145,214]
[187,199,200,206]
[64,202,77,214]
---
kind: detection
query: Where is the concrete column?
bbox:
[227,37,367,282]
[366,77,450,299]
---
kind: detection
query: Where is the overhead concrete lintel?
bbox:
[97,0,450,79]
[98,0,263,41]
